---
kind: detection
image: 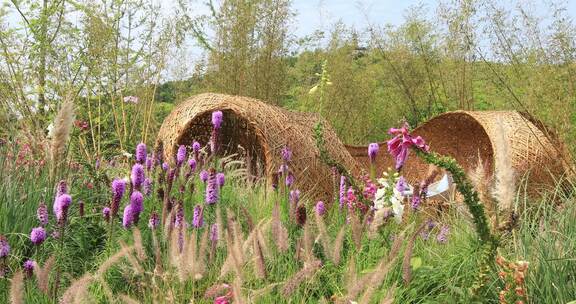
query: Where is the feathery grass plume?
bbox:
[345,257,357,292]
[204,283,230,299]
[196,227,209,279]
[281,259,322,297]
[368,208,391,238]
[272,202,289,252]
[182,231,197,281]
[216,206,224,247]
[96,245,134,278]
[379,284,396,304]
[240,205,255,231]
[132,228,146,261]
[252,227,267,279]
[314,210,331,253]
[221,226,243,280]
[350,212,364,249]
[348,232,404,302]
[332,226,346,265]
[226,212,245,265]
[256,221,271,258]
[120,240,143,275]
[493,119,516,211]
[60,274,93,304]
[50,95,75,178]
[402,224,427,286]
[36,255,55,295]
[232,276,246,304]
[10,270,23,304]
[119,294,140,304]
[469,155,494,215]
[151,233,163,276]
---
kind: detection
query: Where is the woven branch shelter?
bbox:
[156,93,361,201]
[346,111,573,194]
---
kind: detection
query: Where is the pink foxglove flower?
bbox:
[387,122,429,170]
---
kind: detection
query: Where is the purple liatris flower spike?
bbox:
[210,224,218,241]
[289,189,300,205]
[188,158,197,172]
[212,111,223,129]
[205,169,219,204]
[368,143,379,163]
[131,163,145,190]
[162,162,169,171]
[145,155,153,171]
[111,178,126,217]
[339,175,347,209]
[281,146,292,162]
[192,205,204,228]
[176,145,187,167]
[315,201,326,216]
[0,235,10,258]
[95,158,100,170]
[23,259,36,278]
[103,207,111,222]
[192,141,201,152]
[30,227,46,245]
[143,178,152,196]
[436,225,450,244]
[148,212,159,229]
[216,172,225,187]
[411,195,421,210]
[200,170,209,183]
[56,180,68,197]
[285,172,294,187]
[174,203,185,228]
[122,204,134,228]
[130,191,144,224]
[136,142,147,164]
[396,176,407,193]
[37,203,49,226]
[54,194,72,224]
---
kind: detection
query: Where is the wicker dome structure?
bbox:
[156,93,361,201]
[346,111,573,195]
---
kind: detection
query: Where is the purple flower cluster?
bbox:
[0,235,10,258]
[54,194,72,224]
[437,225,450,244]
[315,201,326,216]
[148,212,160,230]
[123,191,144,229]
[387,122,430,170]
[212,111,223,129]
[281,146,292,162]
[200,170,209,183]
[339,176,347,209]
[111,179,126,216]
[23,259,36,278]
[205,169,219,204]
[102,207,111,221]
[368,143,379,163]
[136,142,147,164]
[210,111,223,154]
[217,172,225,187]
[37,203,49,226]
[30,227,46,245]
[192,205,204,228]
[176,145,187,167]
[131,163,145,190]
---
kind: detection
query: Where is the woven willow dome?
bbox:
[347,111,573,194]
[156,93,361,201]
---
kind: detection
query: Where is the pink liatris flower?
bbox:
[23,259,36,279]
[192,141,201,153]
[387,122,430,170]
[111,179,126,217]
[122,204,135,228]
[130,191,144,224]
[192,205,204,228]
[30,227,47,245]
[174,203,185,228]
[200,170,209,183]
[0,235,9,258]
[37,203,49,226]
[396,176,407,192]
[54,194,72,224]
[281,145,292,162]
[143,178,152,196]
[148,212,160,229]
[146,155,153,171]
[205,169,219,204]
[315,201,326,216]
[289,189,300,205]
[188,158,197,172]
[176,145,187,167]
[368,143,379,163]
[216,172,225,187]
[102,207,111,222]
[212,111,223,129]
[162,162,169,171]
[131,164,145,190]
[411,195,421,210]
[56,180,68,197]
[135,142,147,164]
[285,172,294,187]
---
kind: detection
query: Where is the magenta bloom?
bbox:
[54,194,72,223]
[122,204,134,228]
[387,122,429,170]
[212,111,223,129]
[315,201,326,216]
[23,259,36,278]
[0,235,10,258]
[30,227,46,245]
[188,158,197,172]
[111,178,126,216]
[205,170,219,204]
[130,191,144,224]
[281,146,292,162]
[176,145,187,167]
[192,205,204,228]
[102,207,111,221]
[339,176,347,209]
[37,203,49,226]
[192,141,201,152]
[214,296,229,304]
[135,142,147,164]
[285,172,294,187]
[145,155,153,171]
[216,172,225,187]
[162,162,169,171]
[131,164,145,190]
[148,212,160,229]
[368,143,379,163]
[200,170,209,183]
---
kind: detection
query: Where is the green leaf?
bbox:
[410,257,422,270]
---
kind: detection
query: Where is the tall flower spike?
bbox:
[0,235,9,258]
[200,170,209,183]
[130,191,144,224]
[148,212,159,229]
[30,227,47,245]
[285,172,294,187]
[216,172,225,187]
[210,111,223,154]
[111,178,127,217]
[135,142,147,164]
[192,141,201,153]
[102,207,111,222]
[143,178,152,196]
[122,204,134,229]
[188,158,197,172]
[174,203,185,228]
[131,164,145,190]
[315,201,326,216]
[205,169,219,204]
[210,224,218,241]
[339,175,347,209]
[193,205,204,228]
[37,203,49,226]
[54,194,72,224]
[176,145,187,167]
[145,155,153,171]
[212,111,223,129]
